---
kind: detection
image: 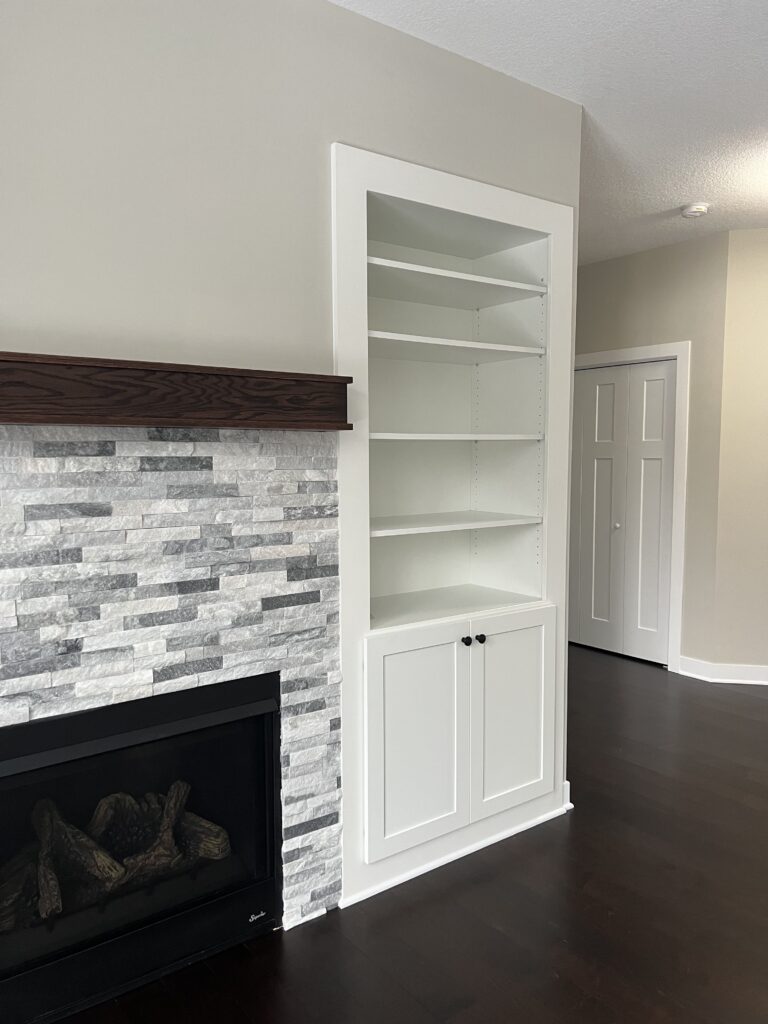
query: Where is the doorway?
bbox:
[570,358,676,664]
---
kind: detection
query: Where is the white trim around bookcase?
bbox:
[574,342,691,674]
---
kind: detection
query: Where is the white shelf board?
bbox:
[368,257,546,310]
[369,331,544,365]
[370,584,542,630]
[370,432,543,442]
[370,510,542,538]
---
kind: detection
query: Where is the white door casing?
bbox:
[469,605,556,821]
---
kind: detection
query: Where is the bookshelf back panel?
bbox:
[369,356,544,436]
[371,527,543,600]
[370,440,473,517]
[370,439,542,519]
[471,525,543,598]
[371,532,474,598]
[368,295,544,349]
[369,357,472,434]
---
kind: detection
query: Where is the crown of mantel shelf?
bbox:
[0,351,352,431]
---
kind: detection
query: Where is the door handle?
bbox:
[475,634,487,644]
[613,522,622,530]
[461,636,473,646]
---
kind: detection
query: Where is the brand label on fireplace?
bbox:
[249,911,267,924]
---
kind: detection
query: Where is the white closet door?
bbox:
[623,360,676,662]
[573,366,629,653]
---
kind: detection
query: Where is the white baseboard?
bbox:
[563,779,573,809]
[338,801,572,911]
[678,657,768,685]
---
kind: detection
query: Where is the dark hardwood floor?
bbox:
[67,645,768,1024]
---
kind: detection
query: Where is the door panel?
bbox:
[364,621,471,862]
[623,360,675,661]
[573,366,629,653]
[469,605,556,822]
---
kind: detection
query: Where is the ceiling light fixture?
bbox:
[681,203,710,218]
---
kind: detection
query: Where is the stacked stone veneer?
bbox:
[0,424,341,928]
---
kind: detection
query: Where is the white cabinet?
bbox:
[364,621,471,862]
[469,605,556,822]
[365,605,555,863]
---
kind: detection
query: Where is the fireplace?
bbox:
[0,672,282,1024]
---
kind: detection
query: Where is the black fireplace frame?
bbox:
[0,672,282,1024]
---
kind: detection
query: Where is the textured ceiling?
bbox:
[330,0,768,263]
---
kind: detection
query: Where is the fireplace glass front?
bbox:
[0,673,281,1023]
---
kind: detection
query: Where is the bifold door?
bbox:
[571,360,675,663]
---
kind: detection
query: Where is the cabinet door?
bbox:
[364,621,471,863]
[469,605,556,822]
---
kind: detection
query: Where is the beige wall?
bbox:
[576,235,730,661]
[0,0,581,374]
[714,230,768,664]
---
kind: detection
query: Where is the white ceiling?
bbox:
[330,0,768,264]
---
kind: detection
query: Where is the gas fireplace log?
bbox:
[88,792,163,859]
[178,811,232,861]
[0,781,232,932]
[0,848,38,933]
[115,781,191,887]
[32,801,62,919]
[32,799,125,919]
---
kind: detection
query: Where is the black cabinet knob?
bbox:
[461,636,473,646]
[475,634,487,644]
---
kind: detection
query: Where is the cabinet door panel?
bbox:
[470,605,556,822]
[365,621,471,862]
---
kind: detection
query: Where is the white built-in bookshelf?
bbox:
[334,146,573,897]
[366,192,549,630]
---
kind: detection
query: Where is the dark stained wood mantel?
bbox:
[0,351,352,430]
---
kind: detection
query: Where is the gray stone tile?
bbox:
[283,504,338,520]
[24,502,113,521]
[153,656,224,683]
[147,428,220,442]
[297,481,338,493]
[138,456,213,472]
[262,590,321,611]
[232,531,293,548]
[33,441,116,457]
[283,811,339,841]
[0,548,82,569]
[166,630,220,652]
[123,606,198,630]
[166,483,241,500]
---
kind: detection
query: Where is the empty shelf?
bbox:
[368,331,545,365]
[370,584,542,630]
[368,257,547,310]
[370,510,542,538]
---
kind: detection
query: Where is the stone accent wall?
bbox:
[0,424,341,928]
